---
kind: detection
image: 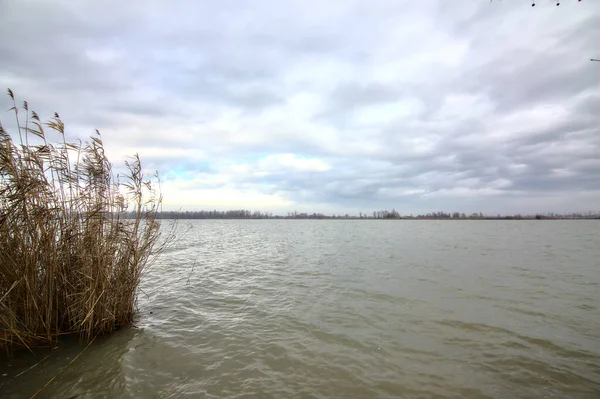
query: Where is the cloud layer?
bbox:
[1,0,598,214]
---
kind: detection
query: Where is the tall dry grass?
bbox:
[0,89,164,353]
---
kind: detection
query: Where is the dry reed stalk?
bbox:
[0,89,166,353]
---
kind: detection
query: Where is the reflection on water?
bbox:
[1,220,599,398]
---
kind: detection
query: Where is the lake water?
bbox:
[1,220,599,398]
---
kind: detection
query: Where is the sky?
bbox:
[1,0,599,215]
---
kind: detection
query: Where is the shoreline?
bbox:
[149,216,600,221]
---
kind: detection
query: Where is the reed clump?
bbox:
[0,89,163,352]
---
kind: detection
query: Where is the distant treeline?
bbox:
[121,209,600,220]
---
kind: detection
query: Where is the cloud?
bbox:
[257,154,331,173]
[1,0,598,214]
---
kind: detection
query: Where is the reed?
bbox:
[0,89,163,352]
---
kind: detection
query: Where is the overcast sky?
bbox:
[1,0,598,215]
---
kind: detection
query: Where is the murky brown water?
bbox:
[1,220,599,398]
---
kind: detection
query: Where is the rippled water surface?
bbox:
[2,220,599,398]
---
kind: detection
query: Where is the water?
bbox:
[1,220,599,398]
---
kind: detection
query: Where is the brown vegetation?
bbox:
[0,89,163,353]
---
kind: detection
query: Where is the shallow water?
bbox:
[1,220,599,398]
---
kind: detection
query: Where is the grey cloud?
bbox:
[450,10,600,114]
[329,83,407,110]
[469,53,598,115]
[1,0,598,214]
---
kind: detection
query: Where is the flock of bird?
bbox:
[530,0,581,5]
[490,0,583,6]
